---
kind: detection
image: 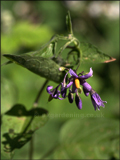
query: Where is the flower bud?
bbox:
[68,92,74,103]
[75,94,82,109]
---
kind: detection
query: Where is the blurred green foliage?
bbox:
[1,21,54,53]
[1,1,119,160]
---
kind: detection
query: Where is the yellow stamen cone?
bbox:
[75,79,80,89]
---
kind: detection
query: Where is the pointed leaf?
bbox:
[80,42,116,63]
[3,54,65,83]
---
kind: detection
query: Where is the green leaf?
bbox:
[80,42,116,63]
[1,77,18,115]
[3,54,65,83]
[47,118,119,159]
[1,104,48,159]
[31,42,57,59]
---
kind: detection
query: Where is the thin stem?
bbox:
[74,39,82,72]
[33,79,49,107]
[29,79,49,160]
[76,47,82,71]
[29,135,34,160]
[32,35,69,56]
[57,38,75,56]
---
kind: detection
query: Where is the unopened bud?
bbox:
[59,67,66,71]
[78,87,82,94]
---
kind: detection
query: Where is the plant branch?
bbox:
[33,79,49,107]
[29,79,49,160]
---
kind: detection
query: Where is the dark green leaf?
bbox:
[1,104,48,159]
[3,54,65,83]
[80,42,116,63]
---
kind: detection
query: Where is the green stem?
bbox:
[28,79,49,160]
[29,135,34,160]
[73,38,82,71]
[57,38,75,56]
[33,79,49,107]
[32,34,69,56]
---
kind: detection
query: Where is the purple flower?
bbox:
[46,85,64,100]
[90,89,107,110]
[46,67,107,111]
[67,68,93,93]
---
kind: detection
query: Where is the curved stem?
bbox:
[57,38,75,57]
[33,79,49,107]
[73,38,82,72]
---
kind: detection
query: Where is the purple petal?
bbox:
[58,97,65,100]
[46,85,60,99]
[66,81,73,88]
[75,94,82,109]
[61,87,67,98]
[92,93,107,107]
[81,82,92,95]
[90,89,107,110]
[79,68,93,79]
[91,99,98,111]
[69,69,78,77]
[83,88,89,96]
[46,86,53,94]
[72,81,77,93]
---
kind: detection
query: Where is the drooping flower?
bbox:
[90,88,107,110]
[46,67,107,110]
[47,85,64,101]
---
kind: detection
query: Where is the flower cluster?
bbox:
[46,67,107,110]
